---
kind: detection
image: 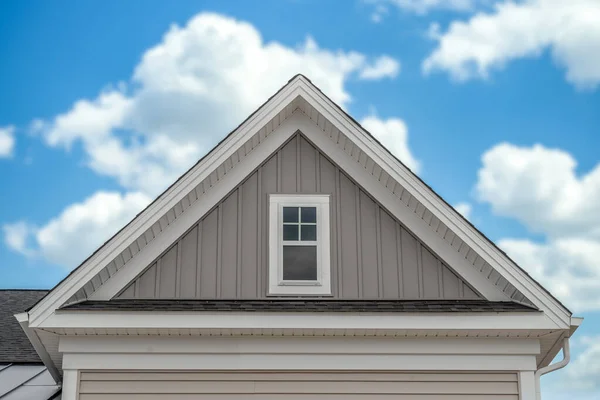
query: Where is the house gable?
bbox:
[27,75,571,319]
[117,134,481,300]
[22,76,578,381]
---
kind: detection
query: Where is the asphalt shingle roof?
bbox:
[61,299,539,313]
[0,290,48,363]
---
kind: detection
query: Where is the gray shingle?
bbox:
[61,299,538,313]
[0,290,48,363]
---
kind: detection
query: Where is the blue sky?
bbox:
[0,0,599,397]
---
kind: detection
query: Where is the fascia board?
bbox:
[294,78,571,327]
[41,310,560,331]
[58,335,541,356]
[27,79,305,327]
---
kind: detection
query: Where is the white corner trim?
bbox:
[61,369,78,400]
[293,116,507,301]
[519,371,536,400]
[268,194,331,295]
[296,81,571,325]
[39,310,561,331]
[89,112,307,301]
[27,79,305,327]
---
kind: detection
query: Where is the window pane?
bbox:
[301,225,317,241]
[283,224,298,241]
[301,207,317,223]
[283,207,299,223]
[283,246,317,280]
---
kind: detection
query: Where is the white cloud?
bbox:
[360,115,420,173]
[566,336,600,390]
[2,222,35,257]
[370,4,389,22]
[0,125,15,158]
[454,202,472,220]
[367,0,476,18]
[3,192,150,268]
[498,238,600,311]
[423,0,600,89]
[476,143,600,239]
[358,56,401,80]
[36,13,400,196]
[476,143,600,311]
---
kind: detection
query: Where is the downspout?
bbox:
[535,338,570,400]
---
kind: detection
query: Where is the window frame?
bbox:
[268,194,331,296]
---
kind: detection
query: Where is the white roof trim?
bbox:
[28,75,572,333]
[41,310,560,332]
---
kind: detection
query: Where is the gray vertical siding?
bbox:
[117,134,481,300]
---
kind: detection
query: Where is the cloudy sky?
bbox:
[1,0,599,397]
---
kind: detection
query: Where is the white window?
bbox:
[268,194,331,295]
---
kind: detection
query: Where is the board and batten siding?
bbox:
[117,134,481,300]
[78,371,519,399]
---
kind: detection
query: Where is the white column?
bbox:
[519,371,536,400]
[61,369,79,400]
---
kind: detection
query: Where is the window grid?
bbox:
[268,194,331,296]
[283,207,317,245]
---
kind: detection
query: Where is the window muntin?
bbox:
[269,195,331,295]
[281,206,318,281]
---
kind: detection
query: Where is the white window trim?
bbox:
[268,194,331,295]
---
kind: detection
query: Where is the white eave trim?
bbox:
[38,310,560,331]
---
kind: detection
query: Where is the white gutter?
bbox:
[535,337,570,400]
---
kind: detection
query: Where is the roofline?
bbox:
[27,73,571,328]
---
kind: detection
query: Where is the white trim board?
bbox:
[62,352,537,371]
[58,336,541,355]
[38,310,560,331]
[59,335,539,372]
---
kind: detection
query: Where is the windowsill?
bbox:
[266,292,334,297]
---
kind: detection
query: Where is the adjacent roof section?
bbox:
[62,299,539,313]
[0,290,47,363]
[0,364,61,400]
[0,291,61,400]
